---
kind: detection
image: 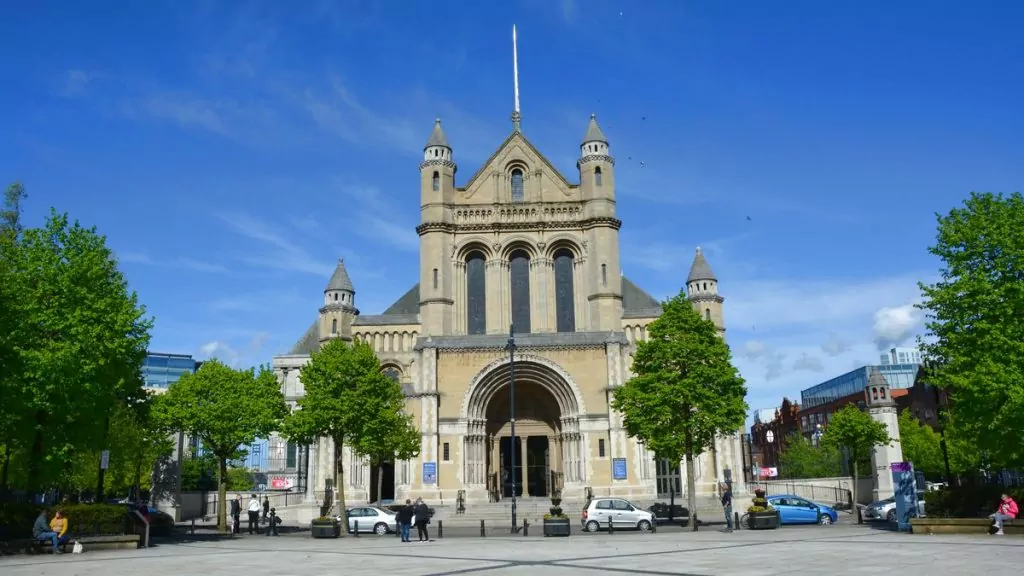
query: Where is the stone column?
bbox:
[304,440,318,503]
[454,260,466,334]
[520,436,529,497]
[573,257,588,331]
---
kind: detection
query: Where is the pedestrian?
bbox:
[264,508,279,537]
[413,498,430,542]
[396,499,414,543]
[229,495,242,534]
[720,482,733,532]
[262,495,270,522]
[247,494,261,534]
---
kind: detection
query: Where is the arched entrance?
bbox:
[462,355,585,501]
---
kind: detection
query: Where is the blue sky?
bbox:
[3,0,1023,421]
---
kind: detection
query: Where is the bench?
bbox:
[911,517,1021,535]
[16,534,141,554]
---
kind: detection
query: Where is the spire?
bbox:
[687,247,717,283]
[511,24,521,132]
[424,118,450,149]
[326,258,354,292]
[582,113,608,144]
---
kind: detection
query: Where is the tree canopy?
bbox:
[897,410,944,480]
[821,404,890,505]
[917,191,1024,470]
[156,360,286,532]
[777,433,841,479]
[611,289,746,529]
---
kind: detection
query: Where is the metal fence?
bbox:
[750,481,853,510]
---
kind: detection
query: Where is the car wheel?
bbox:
[585,520,600,533]
[374,523,389,536]
[818,514,832,525]
[886,509,896,522]
[637,520,652,533]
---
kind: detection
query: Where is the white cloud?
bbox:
[55,69,100,97]
[218,211,334,276]
[873,303,924,350]
[792,353,824,373]
[198,331,270,368]
[739,340,769,360]
[199,340,239,366]
[821,333,851,356]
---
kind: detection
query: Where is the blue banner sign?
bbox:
[612,458,627,480]
[422,461,437,485]
[890,461,919,532]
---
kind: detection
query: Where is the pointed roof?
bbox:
[463,129,571,189]
[581,114,608,144]
[325,258,354,292]
[424,118,450,149]
[687,247,716,282]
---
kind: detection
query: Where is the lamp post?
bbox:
[506,323,518,533]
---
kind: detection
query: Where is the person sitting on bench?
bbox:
[49,509,70,546]
[32,508,61,554]
[990,493,1018,535]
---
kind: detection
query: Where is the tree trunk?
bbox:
[217,456,228,534]
[685,452,698,532]
[334,436,347,537]
[376,461,384,505]
[1,443,10,496]
[669,481,675,522]
[851,458,859,510]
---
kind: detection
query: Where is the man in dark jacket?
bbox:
[33,508,61,554]
[229,496,242,534]
[413,498,430,542]
[396,500,414,543]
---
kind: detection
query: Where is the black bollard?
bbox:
[734,511,741,531]
[191,518,195,536]
[354,520,359,536]
[480,519,486,537]
[694,513,699,532]
[523,519,528,537]
[652,518,657,533]
[608,516,614,534]
[857,507,863,524]
[438,520,443,539]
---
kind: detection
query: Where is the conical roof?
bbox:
[687,247,716,282]
[325,258,354,292]
[581,114,608,144]
[424,118,450,149]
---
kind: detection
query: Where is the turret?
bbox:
[865,367,904,500]
[687,247,725,333]
[319,258,358,344]
[420,118,457,212]
[578,114,616,217]
[418,119,456,336]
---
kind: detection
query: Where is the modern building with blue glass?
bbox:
[801,362,920,410]
[142,352,200,391]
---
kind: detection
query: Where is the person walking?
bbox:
[720,483,734,532]
[247,494,261,534]
[413,498,430,542]
[396,499,414,543]
[229,495,242,534]
[262,496,270,522]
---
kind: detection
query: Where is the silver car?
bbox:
[338,506,398,535]
[862,493,927,522]
[581,498,655,532]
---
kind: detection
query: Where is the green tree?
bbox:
[611,290,747,530]
[0,183,28,494]
[777,433,841,479]
[821,405,890,506]
[897,410,944,479]
[8,207,152,492]
[156,360,286,533]
[917,191,1024,470]
[280,339,391,535]
[352,374,421,504]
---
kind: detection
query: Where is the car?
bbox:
[765,494,839,525]
[861,492,926,522]
[339,506,397,535]
[581,498,655,533]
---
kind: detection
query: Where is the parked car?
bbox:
[581,498,655,533]
[339,506,397,535]
[765,494,838,525]
[861,493,927,522]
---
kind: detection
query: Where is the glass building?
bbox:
[800,362,920,409]
[142,352,199,391]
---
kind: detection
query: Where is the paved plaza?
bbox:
[2,525,1021,575]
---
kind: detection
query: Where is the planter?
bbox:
[311,521,341,538]
[543,517,571,537]
[746,511,780,530]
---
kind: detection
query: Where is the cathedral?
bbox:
[272,109,746,506]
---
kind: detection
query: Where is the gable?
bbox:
[459,131,578,204]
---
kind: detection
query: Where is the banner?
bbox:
[422,462,437,485]
[890,462,919,532]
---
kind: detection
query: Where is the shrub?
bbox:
[747,488,775,514]
[0,503,128,539]
[544,494,567,520]
[923,485,1024,518]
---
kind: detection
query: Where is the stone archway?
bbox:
[461,355,585,500]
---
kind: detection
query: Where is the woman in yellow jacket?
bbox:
[49,509,70,545]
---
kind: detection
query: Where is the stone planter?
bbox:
[543,517,571,537]
[311,521,341,538]
[746,511,780,530]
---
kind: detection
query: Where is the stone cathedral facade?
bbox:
[272,114,746,505]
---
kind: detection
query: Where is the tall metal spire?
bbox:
[511,24,521,132]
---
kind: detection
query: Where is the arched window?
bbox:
[705,308,711,321]
[594,167,603,187]
[466,251,487,335]
[331,318,338,334]
[509,249,531,333]
[511,169,524,202]
[432,171,440,192]
[554,248,576,332]
[383,367,401,382]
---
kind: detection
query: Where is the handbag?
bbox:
[72,541,84,554]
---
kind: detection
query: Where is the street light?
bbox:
[506,323,518,534]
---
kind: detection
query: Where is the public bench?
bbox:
[910,517,1021,535]
[13,534,141,554]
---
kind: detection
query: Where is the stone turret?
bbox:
[687,247,725,333]
[319,258,358,344]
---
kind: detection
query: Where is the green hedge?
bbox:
[0,503,128,540]
[923,485,1024,518]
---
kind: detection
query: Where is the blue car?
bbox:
[766,494,838,525]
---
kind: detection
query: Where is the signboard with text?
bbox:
[612,458,628,480]
[890,462,919,532]
[422,461,437,485]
